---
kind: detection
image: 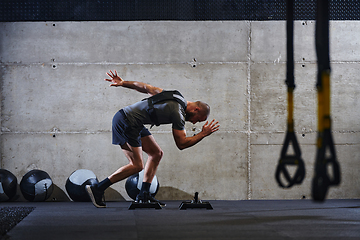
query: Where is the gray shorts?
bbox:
[112,109,151,147]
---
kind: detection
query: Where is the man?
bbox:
[86,70,220,208]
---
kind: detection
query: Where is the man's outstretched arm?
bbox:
[104,70,163,96]
[172,119,220,150]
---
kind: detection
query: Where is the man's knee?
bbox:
[156,149,164,160]
[133,164,144,173]
[150,149,163,163]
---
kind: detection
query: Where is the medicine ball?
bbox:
[125,169,159,200]
[20,169,54,202]
[0,169,17,201]
[65,169,99,202]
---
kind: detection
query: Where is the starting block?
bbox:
[179,192,213,210]
[128,201,162,210]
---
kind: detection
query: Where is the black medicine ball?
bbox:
[20,169,54,202]
[125,170,159,200]
[0,169,17,201]
[65,169,99,202]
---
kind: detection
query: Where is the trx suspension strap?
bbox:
[312,0,341,202]
[275,0,305,188]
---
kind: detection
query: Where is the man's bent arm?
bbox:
[105,70,163,96]
[121,81,163,96]
[172,129,207,150]
[172,120,220,150]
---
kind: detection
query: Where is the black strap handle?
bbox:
[276,131,305,188]
[312,130,341,201]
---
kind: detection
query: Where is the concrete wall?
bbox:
[0,21,359,201]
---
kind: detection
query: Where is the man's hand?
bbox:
[105,70,124,87]
[201,119,220,137]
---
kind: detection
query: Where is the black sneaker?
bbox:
[136,191,166,207]
[86,184,106,208]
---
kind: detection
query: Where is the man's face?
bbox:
[186,111,207,124]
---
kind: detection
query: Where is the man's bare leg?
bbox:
[87,143,144,208]
[136,135,165,206]
[108,143,144,183]
[141,135,163,183]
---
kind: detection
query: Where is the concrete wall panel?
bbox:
[251,21,286,63]
[331,63,360,131]
[250,21,316,63]
[330,21,360,62]
[250,63,317,132]
[251,21,360,63]
[0,22,249,64]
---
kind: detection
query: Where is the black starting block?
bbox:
[179,192,213,210]
[128,201,162,210]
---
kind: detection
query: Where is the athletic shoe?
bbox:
[135,191,166,207]
[86,184,106,208]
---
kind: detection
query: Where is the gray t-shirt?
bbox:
[122,98,186,130]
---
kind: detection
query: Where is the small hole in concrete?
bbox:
[53,134,56,138]
[53,24,56,27]
[302,64,305,68]
[52,65,57,69]
[302,134,305,137]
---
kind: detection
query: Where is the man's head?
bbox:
[185,101,210,124]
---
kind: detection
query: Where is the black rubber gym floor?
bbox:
[1,199,360,240]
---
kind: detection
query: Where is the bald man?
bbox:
[86,70,219,208]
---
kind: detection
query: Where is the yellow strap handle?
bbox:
[287,87,294,133]
[317,70,331,147]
